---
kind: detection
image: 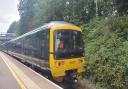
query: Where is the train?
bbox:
[4,21,85,83]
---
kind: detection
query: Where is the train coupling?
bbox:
[64,69,78,84]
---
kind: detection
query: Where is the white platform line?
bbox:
[2,52,63,89]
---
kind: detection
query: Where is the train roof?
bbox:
[8,21,77,42]
[48,21,75,26]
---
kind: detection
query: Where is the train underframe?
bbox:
[5,51,83,84]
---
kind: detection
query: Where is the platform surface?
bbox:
[0,52,62,89]
[0,54,20,89]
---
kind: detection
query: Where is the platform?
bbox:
[0,52,62,89]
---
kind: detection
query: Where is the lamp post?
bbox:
[95,0,98,18]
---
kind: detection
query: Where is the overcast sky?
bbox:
[0,0,20,33]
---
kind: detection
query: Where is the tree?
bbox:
[18,0,36,35]
[7,21,19,36]
[15,0,128,35]
[115,0,128,15]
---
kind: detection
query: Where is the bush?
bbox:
[82,16,128,89]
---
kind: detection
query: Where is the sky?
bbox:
[0,0,20,33]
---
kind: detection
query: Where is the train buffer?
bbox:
[0,52,62,89]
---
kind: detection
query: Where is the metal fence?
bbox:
[0,33,16,43]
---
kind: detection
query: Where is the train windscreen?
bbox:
[54,30,84,59]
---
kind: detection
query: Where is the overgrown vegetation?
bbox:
[7,0,128,35]
[7,21,19,36]
[82,16,128,89]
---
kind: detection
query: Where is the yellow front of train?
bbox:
[50,23,85,82]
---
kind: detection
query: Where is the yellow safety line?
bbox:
[0,54,27,89]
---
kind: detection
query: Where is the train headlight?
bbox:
[58,61,64,66]
[55,61,65,67]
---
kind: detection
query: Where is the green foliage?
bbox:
[8,0,128,35]
[115,0,128,15]
[82,16,128,89]
[18,0,36,35]
[33,0,90,26]
[7,21,19,36]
